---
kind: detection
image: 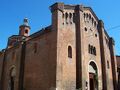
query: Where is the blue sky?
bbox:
[0,0,120,55]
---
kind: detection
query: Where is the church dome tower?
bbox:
[19,18,30,37]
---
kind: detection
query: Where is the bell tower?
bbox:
[19,18,30,37]
[7,18,30,48]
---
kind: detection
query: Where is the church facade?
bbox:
[0,2,118,90]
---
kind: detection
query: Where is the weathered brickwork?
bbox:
[116,56,120,90]
[0,2,118,90]
[1,44,22,90]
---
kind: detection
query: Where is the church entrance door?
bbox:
[89,73,95,90]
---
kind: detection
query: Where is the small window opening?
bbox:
[69,13,72,19]
[34,43,38,53]
[88,44,91,53]
[68,46,72,58]
[69,13,72,24]
[91,46,94,54]
[107,60,110,69]
[62,13,64,25]
[84,13,86,18]
[25,29,28,34]
[73,13,75,17]
[93,47,96,55]
[94,21,97,27]
[85,27,87,31]
[65,13,68,24]
[88,44,96,56]
[89,14,91,20]
[92,18,94,25]
[65,13,68,19]
[95,34,97,37]
[86,13,89,18]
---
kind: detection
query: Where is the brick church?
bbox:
[0,2,118,90]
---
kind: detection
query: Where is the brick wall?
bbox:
[2,45,22,90]
[23,29,57,90]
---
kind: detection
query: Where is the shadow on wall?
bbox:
[118,76,120,89]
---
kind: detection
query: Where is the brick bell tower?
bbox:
[7,18,30,48]
[19,18,30,37]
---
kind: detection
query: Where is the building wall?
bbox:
[102,31,114,90]
[116,56,120,89]
[55,9,76,90]
[2,44,22,90]
[51,3,116,90]
[82,9,103,90]
[0,2,118,90]
[116,56,120,68]
[23,29,57,90]
[0,52,4,89]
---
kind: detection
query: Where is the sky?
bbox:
[0,0,120,55]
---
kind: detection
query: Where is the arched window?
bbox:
[89,14,91,20]
[95,34,97,37]
[65,12,68,24]
[65,13,68,19]
[73,13,75,18]
[34,43,38,53]
[86,13,89,18]
[69,13,72,24]
[89,61,97,74]
[88,44,96,55]
[94,21,97,27]
[73,13,76,22]
[69,13,72,19]
[84,13,86,18]
[68,46,72,58]
[107,60,110,69]
[25,29,28,34]
[84,13,86,22]
[91,46,94,54]
[62,13,65,25]
[89,61,98,90]
[93,47,96,55]
[85,27,87,31]
[88,44,91,53]
[62,13,64,18]
[9,68,16,90]
[92,18,94,25]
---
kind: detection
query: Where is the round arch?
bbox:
[88,60,98,90]
[88,60,99,74]
[8,66,16,90]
